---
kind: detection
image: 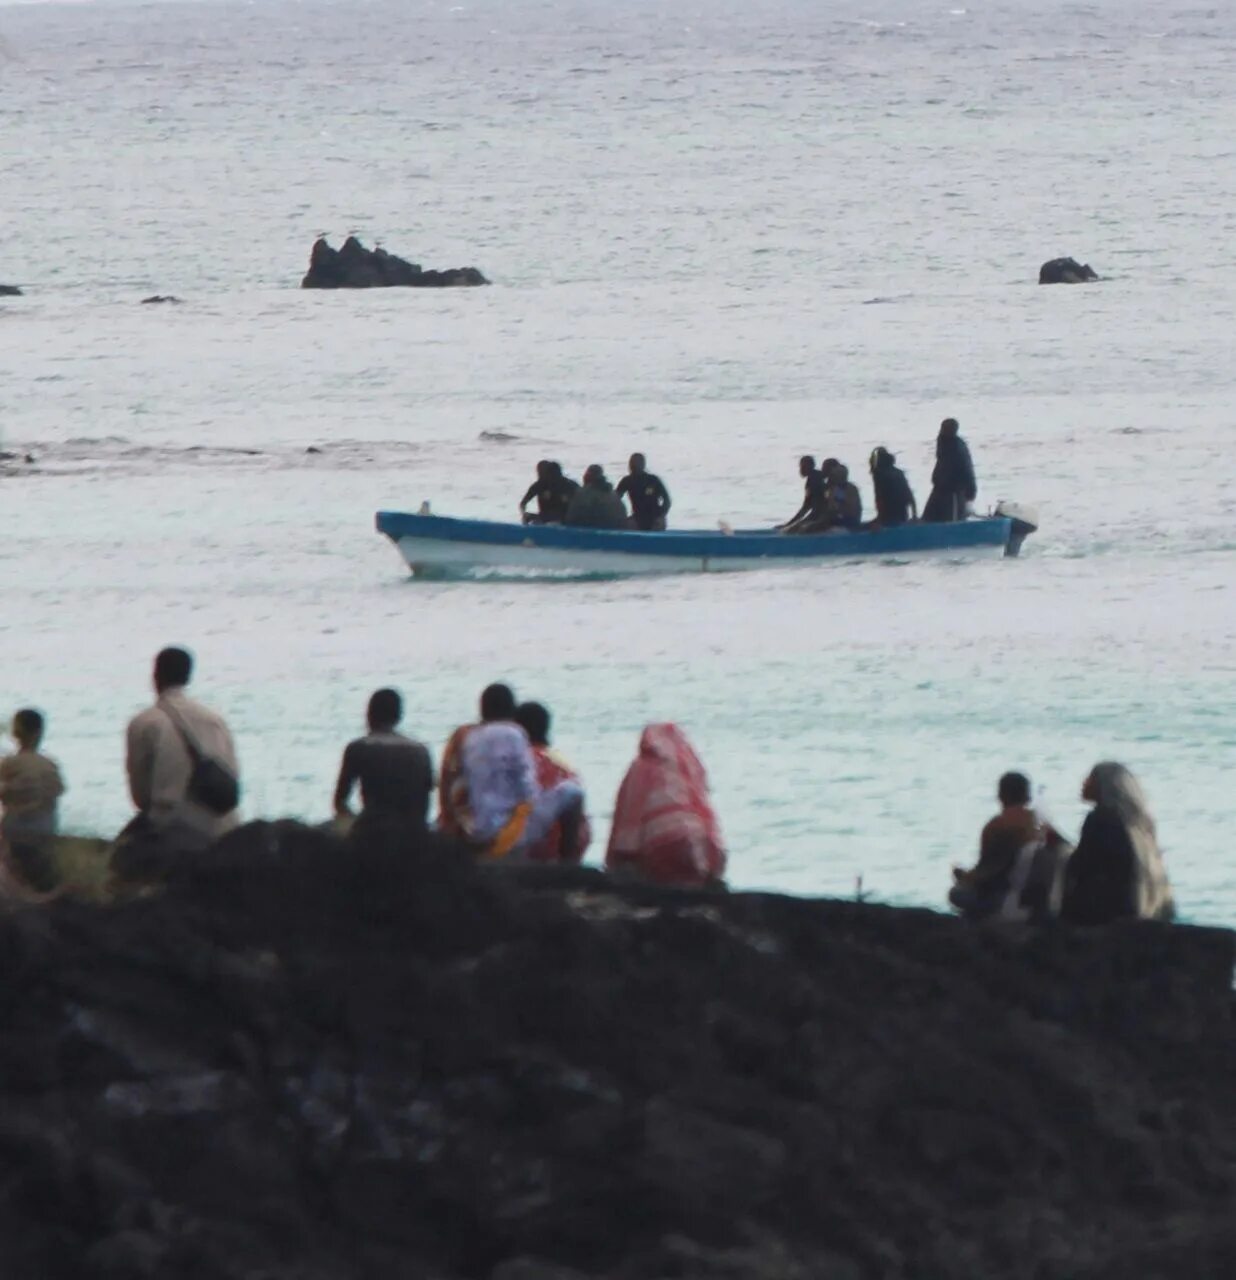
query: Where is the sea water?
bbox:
[1,0,1233,920]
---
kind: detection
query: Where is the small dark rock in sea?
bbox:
[0,284,23,297]
[1039,256,1100,284]
[141,295,182,305]
[3,819,1234,1280]
[305,445,323,454]
[301,236,489,289]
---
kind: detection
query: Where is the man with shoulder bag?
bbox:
[115,647,241,881]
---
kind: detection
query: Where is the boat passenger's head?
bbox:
[939,417,960,440]
[479,683,517,723]
[821,457,840,481]
[515,701,551,747]
[154,646,193,694]
[628,452,646,474]
[998,771,1031,809]
[583,463,606,487]
[798,454,815,478]
[833,463,850,484]
[12,708,45,750]
[367,687,402,733]
[535,459,551,479]
[869,446,894,474]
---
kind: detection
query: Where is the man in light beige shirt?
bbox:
[125,646,240,849]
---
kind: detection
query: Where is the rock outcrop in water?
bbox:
[0,284,23,297]
[1039,256,1100,284]
[2,820,1234,1280]
[301,236,489,289]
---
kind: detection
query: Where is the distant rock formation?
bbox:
[1039,257,1100,284]
[141,295,181,305]
[3,818,1234,1280]
[301,236,489,289]
[0,284,23,297]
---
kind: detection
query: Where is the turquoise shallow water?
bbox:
[1,0,1234,919]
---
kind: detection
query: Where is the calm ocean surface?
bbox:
[1,0,1233,919]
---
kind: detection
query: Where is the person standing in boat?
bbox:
[563,464,627,529]
[519,460,578,525]
[615,453,672,531]
[868,447,918,526]
[779,455,828,532]
[921,418,977,523]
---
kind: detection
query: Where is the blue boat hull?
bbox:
[376,511,1022,578]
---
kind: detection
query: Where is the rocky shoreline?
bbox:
[2,820,1234,1279]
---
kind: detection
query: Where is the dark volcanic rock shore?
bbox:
[2,821,1234,1279]
[302,236,488,289]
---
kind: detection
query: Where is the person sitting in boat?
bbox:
[950,772,1062,921]
[921,418,976,523]
[615,453,672,531]
[868,446,917,527]
[513,700,590,863]
[826,462,863,530]
[605,723,726,887]
[1060,762,1174,925]
[779,455,827,532]
[563,464,628,529]
[519,460,578,525]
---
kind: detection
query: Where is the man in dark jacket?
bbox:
[564,464,628,529]
[921,418,976,523]
[519,460,578,524]
[615,453,672,531]
[869,447,917,526]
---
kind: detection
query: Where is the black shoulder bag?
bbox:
[163,704,240,817]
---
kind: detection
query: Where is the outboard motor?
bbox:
[994,501,1039,558]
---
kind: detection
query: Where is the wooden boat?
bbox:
[375,504,1037,579]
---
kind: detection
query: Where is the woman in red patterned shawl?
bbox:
[605,723,725,887]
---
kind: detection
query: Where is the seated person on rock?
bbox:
[563,464,628,530]
[1060,762,1174,925]
[950,772,1064,922]
[779,455,828,533]
[606,723,726,887]
[519,460,578,525]
[868,447,917,527]
[453,683,584,860]
[513,700,591,863]
[333,688,434,834]
[0,708,66,894]
[615,453,672,531]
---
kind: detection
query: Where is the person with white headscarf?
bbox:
[1061,762,1175,924]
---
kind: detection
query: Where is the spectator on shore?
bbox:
[921,418,977,523]
[606,723,725,887]
[334,688,434,832]
[116,647,240,870]
[950,772,1066,921]
[513,700,590,863]
[0,708,66,893]
[1061,762,1174,925]
[439,682,510,838]
[455,685,583,859]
